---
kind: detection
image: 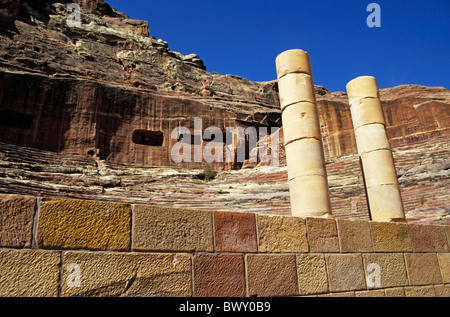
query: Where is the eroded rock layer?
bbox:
[0,1,448,223]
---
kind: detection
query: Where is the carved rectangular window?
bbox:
[132,130,164,146]
[0,111,33,130]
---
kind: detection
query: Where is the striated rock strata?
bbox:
[0,1,448,223]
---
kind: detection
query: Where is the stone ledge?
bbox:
[0,194,449,297]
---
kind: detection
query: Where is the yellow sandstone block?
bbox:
[0,249,61,297]
[37,199,131,251]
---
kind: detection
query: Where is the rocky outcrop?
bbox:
[0,1,448,224]
[0,133,448,224]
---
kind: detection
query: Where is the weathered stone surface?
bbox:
[214,211,257,253]
[246,254,298,297]
[61,251,191,297]
[409,224,450,252]
[355,289,386,297]
[404,285,436,297]
[193,253,245,297]
[385,287,405,297]
[336,219,373,253]
[132,205,213,252]
[434,284,450,297]
[362,253,408,288]
[370,222,413,252]
[37,199,130,250]
[317,291,355,297]
[437,253,450,284]
[256,214,308,253]
[0,194,35,248]
[0,0,447,226]
[296,254,328,295]
[404,253,442,286]
[325,254,366,292]
[306,217,340,253]
[0,248,60,297]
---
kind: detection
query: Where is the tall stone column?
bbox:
[346,76,405,221]
[275,49,332,218]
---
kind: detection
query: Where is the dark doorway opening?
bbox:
[0,111,33,130]
[132,130,164,146]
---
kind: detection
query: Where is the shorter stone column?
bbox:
[276,49,332,218]
[346,76,405,221]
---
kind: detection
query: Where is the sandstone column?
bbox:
[346,76,405,221]
[275,49,332,218]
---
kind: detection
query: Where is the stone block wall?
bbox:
[0,193,449,297]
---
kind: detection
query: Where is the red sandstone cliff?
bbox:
[0,1,448,224]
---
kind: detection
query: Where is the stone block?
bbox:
[296,254,328,295]
[355,289,386,297]
[193,253,245,297]
[336,219,373,253]
[385,287,405,297]
[61,251,192,297]
[325,254,366,292]
[434,284,450,297]
[37,199,131,251]
[404,285,436,297]
[132,205,213,252]
[0,248,60,297]
[306,217,340,252]
[409,224,450,252]
[404,253,442,286]
[317,291,355,297]
[370,221,412,252]
[437,253,450,283]
[214,211,257,253]
[0,194,36,248]
[256,214,308,253]
[362,253,408,288]
[246,254,298,297]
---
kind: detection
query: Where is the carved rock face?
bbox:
[0,1,448,224]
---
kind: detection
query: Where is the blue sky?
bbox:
[106,0,449,92]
